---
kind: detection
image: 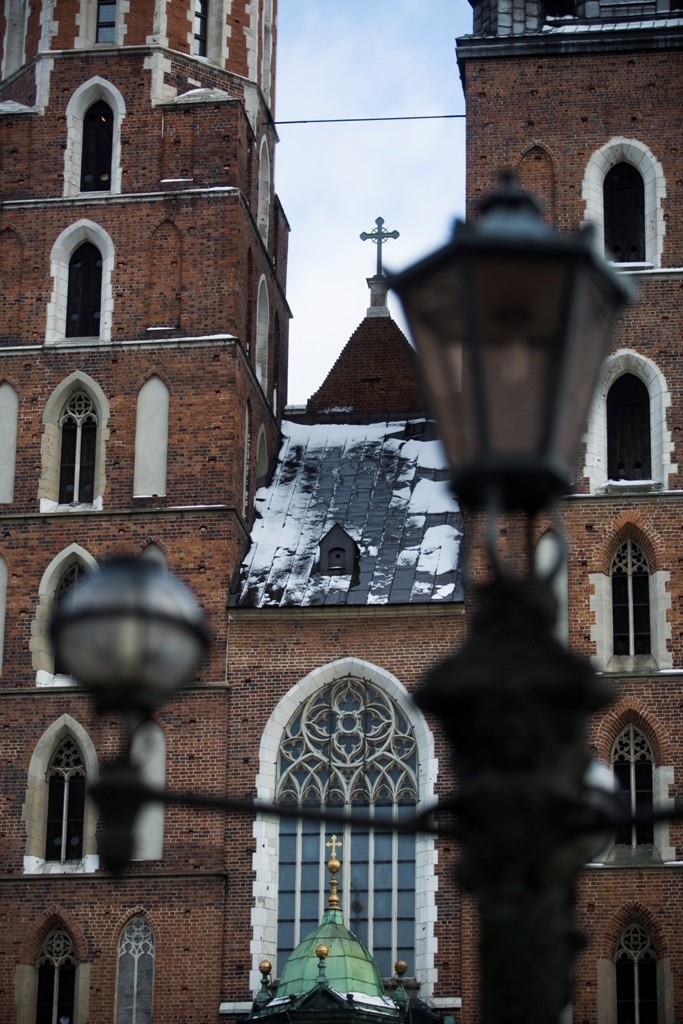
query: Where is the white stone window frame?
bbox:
[46,220,115,346]
[260,0,274,106]
[1,0,30,79]
[589,552,671,675]
[63,77,126,198]
[39,372,110,511]
[30,544,99,687]
[186,0,228,63]
[583,350,675,494]
[75,0,130,48]
[133,375,169,499]
[22,713,100,875]
[597,924,674,1024]
[255,276,269,393]
[251,657,439,997]
[257,136,271,246]
[582,137,666,268]
[255,424,268,487]
[0,380,18,503]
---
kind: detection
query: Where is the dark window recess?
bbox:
[604,162,645,262]
[96,1,117,42]
[54,563,88,671]
[81,99,113,191]
[607,374,651,481]
[44,737,86,861]
[319,524,358,575]
[610,540,651,659]
[36,961,76,1024]
[66,242,103,337]
[194,0,208,55]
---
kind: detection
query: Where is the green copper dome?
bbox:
[276,907,384,998]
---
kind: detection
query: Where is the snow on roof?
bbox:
[235,419,464,608]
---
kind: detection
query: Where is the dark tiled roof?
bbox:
[235,419,463,608]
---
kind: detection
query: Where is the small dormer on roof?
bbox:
[319,524,358,576]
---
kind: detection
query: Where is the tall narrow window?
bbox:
[36,927,77,1024]
[604,162,645,262]
[607,375,651,481]
[615,924,658,1024]
[45,737,86,862]
[66,242,103,338]
[54,563,88,674]
[116,916,155,1024]
[276,676,417,976]
[81,99,113,192]
[612,725,654,847]
[96,1,117,42]
[193,0,208,56]
[59,391,98,504]
[611,540,651,658]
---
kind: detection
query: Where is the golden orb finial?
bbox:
[259,959,272,977]
[325,835,343,908]
[395,959,408,977]
[316,943,329,960]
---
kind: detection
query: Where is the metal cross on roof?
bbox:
[360,216,400,276]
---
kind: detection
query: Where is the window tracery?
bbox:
[276,676,418,976]
[36,927,77,1024]
[45,737,86,862]
[116,916,155,1024]
[59,391,98,504]
[611,541,651,658]
[612,725,654,848]
[614,924,658,1024]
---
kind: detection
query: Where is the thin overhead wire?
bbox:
[274,113,466,125]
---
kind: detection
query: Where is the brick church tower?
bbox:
[0,2,288,1020]
[457,2,683,1023]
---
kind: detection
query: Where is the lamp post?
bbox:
[389,173,634,1024]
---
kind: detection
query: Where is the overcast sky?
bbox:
[274,1,472,406]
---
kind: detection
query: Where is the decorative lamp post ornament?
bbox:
[389,172,634,513]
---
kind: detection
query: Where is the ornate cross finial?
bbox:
[360,216,400,276]
[325,835,342,909]
[326,834,342,859]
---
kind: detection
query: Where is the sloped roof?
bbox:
[235,419,463,608]
[306,316,423,417]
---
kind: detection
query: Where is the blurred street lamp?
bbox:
[389,173,634,1024]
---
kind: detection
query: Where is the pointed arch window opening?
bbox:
[59,391,98,504]
[81,99,113,192]
[116,915,155,1024]
[604,162,646,263]
[36,927,77,1024]
[612,725,654,848]
[65,242,103,338]
[607,374,651,481]
[615,924,658,1024]
[45,737,86,863]
[276,676,418,977]
[611,540,651,658]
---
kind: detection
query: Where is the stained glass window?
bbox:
[276,676,418,976]
[116,916,155,1024]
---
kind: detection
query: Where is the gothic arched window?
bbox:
[611,540,651,658]
[45,737,86,863]
[116,916,155,1024]
[36,927,77,1024]
[615,924,658,1024]
[81,99,113,191]
[604,162,645,263]
[276,676,418,976]
[53,563,88,674]
[66,242,103,338]
[59,390,98,504]
[612,725,654,848]
[607,375,651,481]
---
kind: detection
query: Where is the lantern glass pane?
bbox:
[469,252,573,457]
[548,269,620,469]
